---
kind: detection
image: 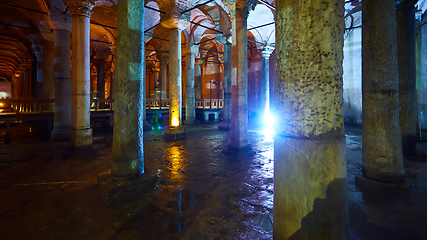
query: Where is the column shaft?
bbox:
[159,52,168,99]
[168,28,182,127]
[96,58,106,100]
[362,0,404,182]
[51,29,72,141]
[43,41,55,101]
[274,0,348,239]
[195,62,202,99]
[260,49,272,122]
[397,3,417,154]
[112,0,144,177]
[185,52,196,124]
[70,13,92,148]
[219,42,232,130]
[230,13,249,149]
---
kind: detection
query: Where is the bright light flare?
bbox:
[0,103,3,107]
[263,126,274,137]
[264,113,275,126]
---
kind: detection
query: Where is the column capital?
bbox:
[109,45,116,55]
[195,59,205,65]
[215,34,232,44]
[226,0,257,19]
[65,0,97,17]
[158,51,169,64]
[156,0,191,29]
[260,46,274,58]
[32,43,44,58]
[48,9,72,31]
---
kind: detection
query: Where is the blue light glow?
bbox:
[264,113,275,126]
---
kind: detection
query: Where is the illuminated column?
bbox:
[219,40,232,130]
[98,0,157,202]
[274,0,349,239]
[66,0,96,149]
[260,47,273,124]
[228,0,255,151]
[159,5,190,141]
[362,0,404,182]
[397,1,418,154]
[48,10,72,141]
[184,45,199,125]
[158,52,168,99]
[195,59,203,99]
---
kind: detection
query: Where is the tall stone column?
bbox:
[109,45,116,100]
[274,0,349,239]
[397,0,418,154]
[362,0,404,182]
[43,40,55,101]
[66,0,96,149]
[219,40,232,130]
[260,47,273,124]
[98,0,157,202]
[158,52,168,99]
[48,10,72,141]
[228,0,255,151]
[195,59,203,100]
[95,53,109,108]
[184,45,199,125]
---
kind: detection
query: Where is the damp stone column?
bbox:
[97,0,157,202]
[218,36,232,130]
[274,0,349,239]
[397,0,418,155]
[184,45,199,125]
[159,51,168,99]
[66,0,96,149]
[362,0,404,182]
[48,10,72,141]
[228,0,256,151]
[159,5,190,141]
[95,53,109,109]
[260,47,274,125]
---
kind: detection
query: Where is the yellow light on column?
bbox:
[171,116,179,127]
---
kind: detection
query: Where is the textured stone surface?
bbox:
[185,51,197,125]
[168,28,183,127]
[362,0,404,182]
[111,0,145,178]
[219,42,232,131]
[274,0,348,239]
[163,126,187,142]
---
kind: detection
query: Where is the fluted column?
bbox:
[219,40,232,130]
[362,0,404,182]
[48,10,72,141]
[184,45,199,125]
[397,0,418,154]
[274,0,349,239]
[228,0,255,151]
[260,47,273,125]
[66,0,96,149]
[158,52,168,99]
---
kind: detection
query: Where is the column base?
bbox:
[224,140,254,156]
[218,122,231,131]
[355,175,410,196]
[163,126,187,142]
[50,127,71,141]
[184,118,201,125]
[97,168,159,203]
[143,120,152,131]
[70,128,92,150]
[362,165,405,183]
[273,137,348,240]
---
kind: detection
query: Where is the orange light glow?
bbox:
[172,117,179,127]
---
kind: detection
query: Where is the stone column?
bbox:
[43,40,55,101]
[219,40,232,130]
[260,47,273,124]
[33,44,44,98]
[48,10,72,141]
[274,0,349,239]
[362,0,404,182]
[184,45,199,125]
[98,0,157,202]
[195,59,203,100]
[95,53,109,108]
[397,0,418,154]
[66,0,96,149]
[109,45,116,100]
[228,0,255,151]
[158,52,168,99]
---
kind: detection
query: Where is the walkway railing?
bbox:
[0,98,223,114]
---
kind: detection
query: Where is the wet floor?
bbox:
[0,123,427,239]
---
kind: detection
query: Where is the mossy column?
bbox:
[111,0,145,177]
[274,0,349,239]
[48,10,72,141]
[397,0,418,154]
[229,0,256,150]
[219,39,232,130]
[67,0,96,149]
[362,0,404,182]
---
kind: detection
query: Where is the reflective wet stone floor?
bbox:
[0,123,427,239]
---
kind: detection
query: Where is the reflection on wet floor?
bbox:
[1,124,427,239]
